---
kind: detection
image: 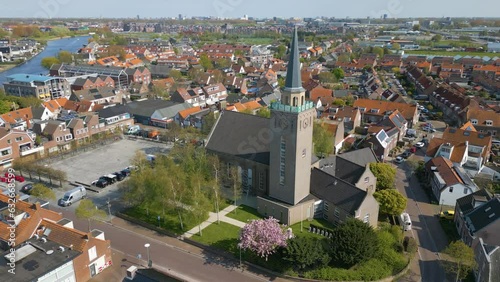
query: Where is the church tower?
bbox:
[268,27,315,205]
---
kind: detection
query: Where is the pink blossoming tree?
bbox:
[238,217,290,261]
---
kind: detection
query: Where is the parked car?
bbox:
[395,156,404,164]
[58,186,87,207]
[422,126,436,133]
[101,175,117,184]
[421,108,429,114]
[409,146,417,153]
[113,172,125,181]
[121,168,131,176]
[402,151,412,159]
[94,179,108,188]
[20,183,34,194]
[414,142,425,148]
[440,210,455,220]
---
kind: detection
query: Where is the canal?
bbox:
[0,36,91,86]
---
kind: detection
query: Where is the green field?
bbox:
[225,205,263,223]
[405,50,498,58]
[190,221,241,254]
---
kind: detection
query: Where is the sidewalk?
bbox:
[182,204,246,238]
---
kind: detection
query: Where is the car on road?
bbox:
[402,151,412,159]
[414,142,425,148]
[58,186,87,207]
[422,126,436,133]
[395,156,404,164]
[20,183,34,194]
[439,210,455,220]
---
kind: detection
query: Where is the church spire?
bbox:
[284,26,304,93]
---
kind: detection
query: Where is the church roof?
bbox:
[284,26,304,93]
[205,111,270,165]
[310,168,367,214]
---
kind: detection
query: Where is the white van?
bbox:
[400,212,412,231]
[58,186,87,207]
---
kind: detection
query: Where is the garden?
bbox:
[190,204,413,281]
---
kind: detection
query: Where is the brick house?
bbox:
[0,128,36,169]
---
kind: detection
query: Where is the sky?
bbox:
[1,0,500,19]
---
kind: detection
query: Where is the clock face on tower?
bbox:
[302,117,310,129]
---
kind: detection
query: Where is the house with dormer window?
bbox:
[353,99,419,128]
[425,156,478,206]
[202,83,227,105]
[425,124,492,176]
[171,87,206,107]
[454,190,499,247]
[467,108,500,137]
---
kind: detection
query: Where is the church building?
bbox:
[206,27,379,227]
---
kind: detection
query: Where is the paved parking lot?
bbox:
[20,139,173,211]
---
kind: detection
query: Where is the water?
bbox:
[0,36,91,86]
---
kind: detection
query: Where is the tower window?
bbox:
[280,137,286,185]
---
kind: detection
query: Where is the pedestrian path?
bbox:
[182,204,246,238]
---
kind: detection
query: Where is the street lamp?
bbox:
[144,243,152,268]
[106,198,111,220]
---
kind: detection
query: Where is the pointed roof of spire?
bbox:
[284,26,304,93]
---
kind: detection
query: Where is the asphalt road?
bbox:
[394,150,449,282]
[56,209,284,282]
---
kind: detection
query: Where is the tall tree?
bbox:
[374,189,407,220]
[239,217,289,261]
[199,53,213,70]
[41,57,60,69]
[168,69,182,80]
[313,122,334,158]
[57,51,73,64]
[369,163,396,190]
[329,219,379,267]
[227,165,242,208]
[332,68,345,80]
[75,199,107,231]
[444,241,476,282]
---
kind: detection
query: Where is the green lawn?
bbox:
[290,218,336,239]
[190,221,241,255]
[123,206,204,235]
[226,205,263,223]
[405,50,498,58]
